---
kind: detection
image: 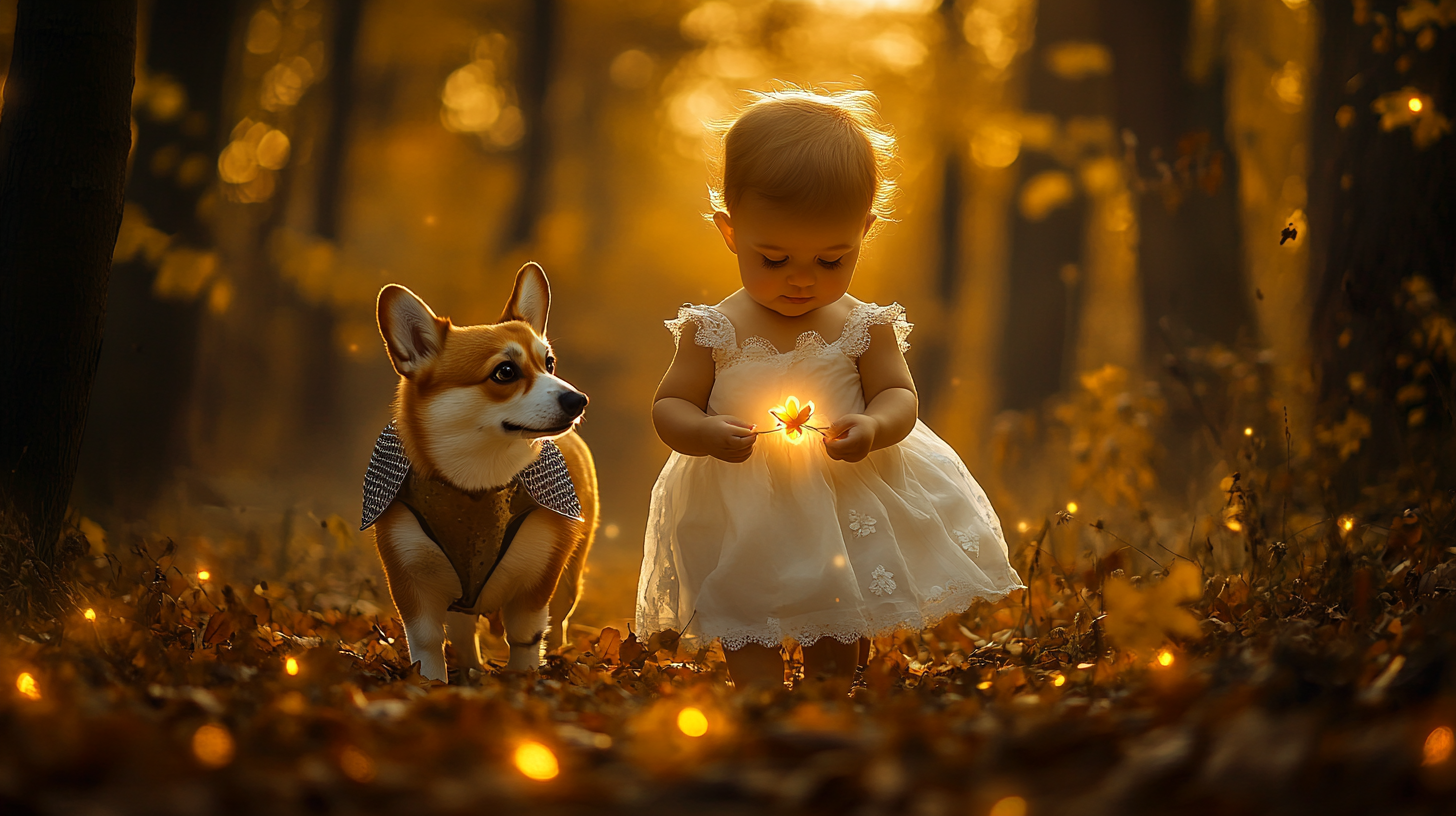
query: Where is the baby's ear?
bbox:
[713,211,737,254]
[378,284,448,378]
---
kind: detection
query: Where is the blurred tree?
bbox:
[499,0,557,254]
[76,0,240,518]
[0,0,136,560]
[1309,0,1456,491]
[1099,0,1248,351]
[998,0,1105,409]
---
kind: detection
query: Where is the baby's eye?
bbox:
[817,257,845,270]
[760,255,789,269]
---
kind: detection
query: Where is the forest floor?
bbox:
[3,498,1456,816]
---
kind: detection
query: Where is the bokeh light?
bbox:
[677,706,710,737]
[1424,726,1453,766]
[192,723,235,769]
[514,741,559,780]
[16,673,40,701]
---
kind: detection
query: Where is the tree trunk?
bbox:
[0,0,137,560]
[75,0,237,518]
[1100,0,1249,351]
[998,0,1108,408]
[499,0,557,254]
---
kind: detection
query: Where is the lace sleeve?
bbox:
[664,304,737,351]
[842,302,913,357]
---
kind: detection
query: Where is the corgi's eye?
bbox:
[490,362,520,383]
[817,257,845,269]
[545,356,556,373]
[760,255,789,268]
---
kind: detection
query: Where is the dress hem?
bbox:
[635,580,1026,651]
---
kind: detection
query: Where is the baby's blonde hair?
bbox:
[708,85,897,229]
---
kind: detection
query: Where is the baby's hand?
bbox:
[824,414,877,462]
[700,415,757,463]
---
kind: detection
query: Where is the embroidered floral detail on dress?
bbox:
[869,565,897,596]
[955,529,981,555]
[848,509,878,538]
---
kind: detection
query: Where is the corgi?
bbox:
[360,262,598,681]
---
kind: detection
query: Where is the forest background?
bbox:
[0,0,1454,813]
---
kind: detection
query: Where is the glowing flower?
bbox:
[769,396,820,443]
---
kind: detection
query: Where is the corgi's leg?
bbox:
[546,534,588,651]
[373,504,460,683]
[502,597,549,672]
[446,611,484,673]
[474,511,576,669]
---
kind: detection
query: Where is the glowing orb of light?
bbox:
[1156,649,1175,668]
[16,672,40,701]
[192,723,235,768]
[1424,726,1454,766]
[285,657,300,676]
[1065,501,1078,514]
[84,608,97,622]
[514,741,559,781]
[677,706,709,737]
[1409,97,1425,113]
[197,570,211,581]
[989,795,1027,816]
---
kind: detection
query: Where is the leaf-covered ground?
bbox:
[4,491,1456,816]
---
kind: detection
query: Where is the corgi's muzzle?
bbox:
[503,389,589,438]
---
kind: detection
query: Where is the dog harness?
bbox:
[359,422,583,612]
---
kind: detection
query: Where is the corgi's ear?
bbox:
[499,262,550,335]
[377,284,448,378]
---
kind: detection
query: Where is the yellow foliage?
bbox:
[152,248,220,301]
[1103,561,1204,653]
[1054,365,1164,509]
[1314,409,1372,461]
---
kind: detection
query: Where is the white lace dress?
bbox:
[636,302,1024,649]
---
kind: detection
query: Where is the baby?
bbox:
[636,86,1023,689]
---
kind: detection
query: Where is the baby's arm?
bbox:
[825,323,917,463]
[653,322,757,462]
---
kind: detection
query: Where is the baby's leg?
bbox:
[801,637,861,686]
[723,643,785,689]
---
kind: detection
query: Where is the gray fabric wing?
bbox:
[360,421,410,530]
[521,440,584,520]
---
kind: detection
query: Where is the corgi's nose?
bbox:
[558,391,588,416]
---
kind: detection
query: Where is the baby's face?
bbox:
[715,196,875,318]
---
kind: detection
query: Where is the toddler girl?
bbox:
[636,87,1023,688]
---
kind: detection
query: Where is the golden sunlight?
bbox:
[677,707,710,737]
[514,741,560,781]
